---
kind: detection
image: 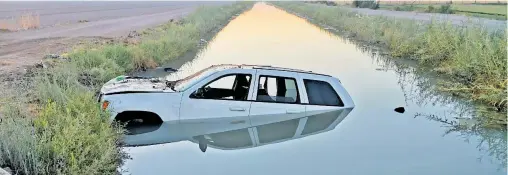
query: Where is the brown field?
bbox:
[0,13,40,31]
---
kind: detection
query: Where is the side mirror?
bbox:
[192,87,205,98]
[196,135,208,152]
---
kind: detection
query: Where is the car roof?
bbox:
[204,64,331,77]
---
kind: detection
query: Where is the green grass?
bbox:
[378,4,507,20]
[0,2,253,174]
[455,11,507,20]
[272,2,506,126]
[453,4,507,15]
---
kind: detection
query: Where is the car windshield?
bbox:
[168,64,240,91]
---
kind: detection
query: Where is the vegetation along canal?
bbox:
[124,3,506,175]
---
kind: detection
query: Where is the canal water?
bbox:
[123,3,506,175]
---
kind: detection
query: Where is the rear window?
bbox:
[303,79,343,106]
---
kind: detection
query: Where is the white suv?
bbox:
[99,64,354,150]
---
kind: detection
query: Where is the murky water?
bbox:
[123,3,506,175]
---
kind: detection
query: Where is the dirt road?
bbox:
[0,2,229,80]
[349,7,506,30]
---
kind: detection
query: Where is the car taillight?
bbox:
[102,101,109,110]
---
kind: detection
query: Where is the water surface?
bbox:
[124,3,506,175]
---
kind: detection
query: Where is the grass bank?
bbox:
[0,2,253,174]
[272,2,506,126]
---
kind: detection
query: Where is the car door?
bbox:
[179,69,255,136]
[249,69,306,127]
[298,74,351,136]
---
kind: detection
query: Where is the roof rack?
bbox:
[251,65,312,73]
[248,65,332,77]
[195,64,332,77]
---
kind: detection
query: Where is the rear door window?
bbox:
[256,76,299,103]
[194,128,253,149]
[303,79,343,106]
[256,119,300,144]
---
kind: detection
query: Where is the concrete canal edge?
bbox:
[0,167,10,175]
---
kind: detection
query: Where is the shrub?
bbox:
[438,4,453,14]
[371,2,380,10]
[307,1,337,6]
[34,92,126,174]
[351,0,359,8]
[0,104,39,175]
[426,5,435,13]
[352,0,379,9]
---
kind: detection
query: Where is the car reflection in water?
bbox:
[124,108,352,152]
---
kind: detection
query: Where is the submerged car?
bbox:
[99,64,355,150]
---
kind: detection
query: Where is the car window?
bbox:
[208,75,236,89]
[256,119,300,144]
[191,74,251,100]
[256,76,299,103]
[301,110,343,135]
[193,128,253,149]
[303,79,343,106]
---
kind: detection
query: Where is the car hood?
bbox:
[100,75,176,95]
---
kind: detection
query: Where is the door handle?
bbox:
[230,120,246,124]
[286,110,300,114]
[229,107,246,111]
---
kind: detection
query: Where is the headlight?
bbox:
[102,101,109,110]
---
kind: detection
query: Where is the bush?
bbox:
[352,0,379,9]
[0,104,39,175]
[307,1,337,6]
[34,92,126,174]
[438,4,453,14]
[426,5,435,13]
[351,0,359,8]
[370,2,380,9]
